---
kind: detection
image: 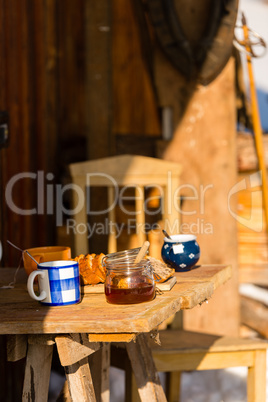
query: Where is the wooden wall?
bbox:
[112,0,161,139]
[0,1,88,266]
[0,0,161,265]
[0,1,57,265]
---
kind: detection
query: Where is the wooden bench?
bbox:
[150,329,268,402]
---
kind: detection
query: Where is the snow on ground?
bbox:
[180,367,247,402]
[47,352,268,401]
[109,352,268,402]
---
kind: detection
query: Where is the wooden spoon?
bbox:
[135,241,150,263]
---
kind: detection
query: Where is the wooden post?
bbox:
[247,349,267,402]
[22,341,53,402]
[84,0,113,159]
[135,186,146,246]
[65,357,96,402]
[55,334,109,402]
[108,186,117,253]
[6,335,27,361]
[156,57,239,336]
[126,334,167,401]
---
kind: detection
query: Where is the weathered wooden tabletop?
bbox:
[0,265,231,335]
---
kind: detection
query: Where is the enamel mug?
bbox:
[27,260,80,306]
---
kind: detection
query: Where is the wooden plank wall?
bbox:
[58,0,86,147]
[84,1,113,159]
[0,0,161,265]
[0,1,88,266]
[0,1,58,266]
[112,0,161,140]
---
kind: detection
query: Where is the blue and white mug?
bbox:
[161,234,200,272]
[27,260,81,306]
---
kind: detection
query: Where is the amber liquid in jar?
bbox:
[105,282,155,304]
[104,249,155,305]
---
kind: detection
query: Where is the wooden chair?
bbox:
[150,329,268,402]
[69,154,181,256]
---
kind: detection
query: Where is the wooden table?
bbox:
[0,264,231,401]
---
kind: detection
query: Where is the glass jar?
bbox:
[103,249,155,305]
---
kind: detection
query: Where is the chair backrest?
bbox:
[68,154,181,257]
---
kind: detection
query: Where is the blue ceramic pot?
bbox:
[161,234,200,272]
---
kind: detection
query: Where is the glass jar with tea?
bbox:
[103,248,155,305]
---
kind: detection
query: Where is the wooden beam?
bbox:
[84,0,113,159]
[22,342,53,402]
[126,334,167,401]
[241,295,268,338]
[55,334,100,366]
[6,335,27,362]
[65,357,96,402]
[112,0,161,137]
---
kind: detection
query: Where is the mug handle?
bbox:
[27,271,47,301]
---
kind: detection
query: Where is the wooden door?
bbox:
[0,1,59,265]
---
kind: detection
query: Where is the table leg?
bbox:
[101,343,110,401]
[126,333,167,402]
[65,356,96,401]
[22,340,53,402]
[125,365,140,402]
[89,343,110,402]
[6,334,27,361]
[58,346,110,402]
[55,333,106,402]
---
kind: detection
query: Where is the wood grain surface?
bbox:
[0,265,231,335]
